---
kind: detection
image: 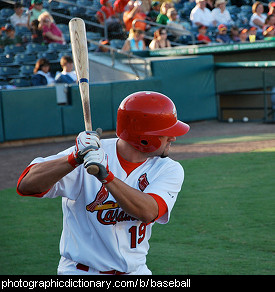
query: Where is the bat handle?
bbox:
[87,164,100,175]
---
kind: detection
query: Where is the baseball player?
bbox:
[17,91,190,275]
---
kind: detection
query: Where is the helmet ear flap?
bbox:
[137,135,161,153]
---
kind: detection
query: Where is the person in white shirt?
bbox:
[190,0,216,28]
[55,55,77,84]
[249,1,267,33]
[211,0,234,26]
[10,2,28,28]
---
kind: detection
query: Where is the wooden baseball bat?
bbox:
[69,18,99,175]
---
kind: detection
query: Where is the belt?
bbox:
[76,263,127,275]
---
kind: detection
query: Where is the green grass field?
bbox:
[0,150,274,275]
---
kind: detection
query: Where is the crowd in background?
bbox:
[1,0,275,87]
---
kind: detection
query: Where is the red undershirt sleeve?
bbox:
[148,193,168,222]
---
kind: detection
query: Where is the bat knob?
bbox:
[87,164,99,175]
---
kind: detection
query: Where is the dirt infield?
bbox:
[1,120,274,190]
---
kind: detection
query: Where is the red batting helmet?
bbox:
[116,91,190,152]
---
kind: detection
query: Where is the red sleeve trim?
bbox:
[16,164,50,198]
[148,193,168,221]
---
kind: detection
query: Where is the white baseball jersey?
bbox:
[25,138,184,274]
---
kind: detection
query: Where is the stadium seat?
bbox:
[26,43,48,54]
[0,66,20,78]
[13,53,37,65]
[47,42,69,52]
[57,24,69,34]
[10,78,32,87]
[4,45,25,55]
[0,54,14,65]
[19,65,35,77]
[86,31,102,40]
[37,51,59,61]
[0,8,14,18]
[110,39,125,49]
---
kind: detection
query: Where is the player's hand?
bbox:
[83,148,114,184]
[68,129,101,168]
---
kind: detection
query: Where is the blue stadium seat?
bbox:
[26,43,48,54]
[110,39,125,49]
[0,8,14,18]
[13,53,37,65]
[0,54,14,65]
[37,51,59,61]
[10,78,32,87]
[0,66,20,78]
[47,42,70,52]
[19,65,35,77]
[4,45,25,55]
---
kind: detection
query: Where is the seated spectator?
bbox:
[31,58,55,86]
[248,26,258,42]
[166,7,188,42]
[268,2,275,16]
[156,2,172,25]
[38,12,65,44]
[122,28,146,51]
[230,25,240,42]
[263,14,275,32]
[10,2,28,28]
[0,24,24,48]
[30,19,43,44]
[123,1,147,31]
[197,25,211,44]
[211,0,234,26]
[263,25,275,40]
[239,28,248,42]
[28,0,49,28]
[249,1,267,33]
[113,0,130,15]
[190,0,216,28]
[149,27,171,49]
[216,24,231,43]
[147,1,161,23]
[55,55,77,84]
[96,0,115,25]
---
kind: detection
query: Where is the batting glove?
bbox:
[83,148,114,184]
[68,129,101,168]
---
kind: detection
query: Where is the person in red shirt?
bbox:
[123,0,147,31]
[197,25,211,44]
[114,0,129,14]
[96,0,116,24]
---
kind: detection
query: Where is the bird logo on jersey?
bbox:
[138,173,149,192]
[86,185,110,212]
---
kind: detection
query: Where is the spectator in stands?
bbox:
[0,24,24,48]
[263,14,275,32]
[216,24,231,43]
[147,1,161,23]
[38,12,65,44]
[96,39,111,52]
[96,0,116,25]
[55,55,77,84]
[27,0,49,28]
[249,1,267,33]
[121,28,146,51]
[197,25,211,44]
[268,2,275,16]
[156,2,172,25]
[263,25,275,40]
[31,58,55,86]
[167,8,188,42]
[247,26,258,42]
[239,28,248,42]
[211,0,234,26]
[149,27,171,49]
[230,25,240,42]
[10,2,28,28]
[113,0,130,15]
[123,1,147,31]
[206,0,215,11]
[30,19,43,44]
[190,0,216,28]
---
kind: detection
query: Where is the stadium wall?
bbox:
[0,55,216,142]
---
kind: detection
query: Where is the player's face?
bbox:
[156,136,176,158]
